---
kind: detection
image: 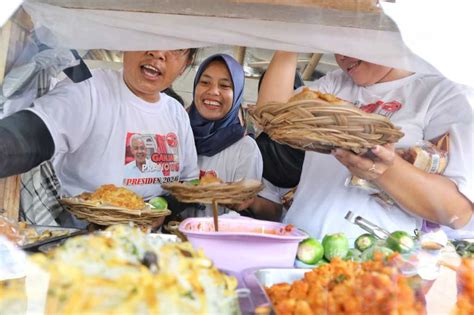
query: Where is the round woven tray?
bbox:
[60,197,171,226]
[249,99,404,154]
[161,179,264,204]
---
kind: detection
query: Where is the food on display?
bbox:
[79,184,146,209]
[296,238,324,265]
[0,225,238,314]
[148,196,168,210]
[322,233,349,261]
[182,219,294,235]
[454,258,474,315]
[266,257,425,315]
[386,230,415,254]
[0,216,23,244]
[199,173,223,185]
[288,87,348,105]
[354,233,377,252]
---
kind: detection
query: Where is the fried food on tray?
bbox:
[79,184,145,209]
[266,256,424,315]
[0,225,239,314]
[199,173,223,185]
[288,87,347,105]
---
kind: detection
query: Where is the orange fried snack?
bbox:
[288,87,347,105]
[455,258,474,315]
[199,173,223,185]
[79,184,145,210]
[266,257,425,315]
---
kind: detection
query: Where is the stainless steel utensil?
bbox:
[344,211,391,240]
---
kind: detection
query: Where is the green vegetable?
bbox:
[344,248,362,262]
[322,233,349,261]
[360,246,394,261]
[354,233,377,252]
[187,179,200,186]
[386,231,415,253]
[149,197,168,210]
[296,238,324,265]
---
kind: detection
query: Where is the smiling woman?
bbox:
[181,53,263,218]
[123,50,197,102]
[0,48,200,228]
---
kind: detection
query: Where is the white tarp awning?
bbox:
[18,0,474,87]
[23,0,440,76]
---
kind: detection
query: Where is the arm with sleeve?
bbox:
[375,83,473,228]
[0,111,54,178]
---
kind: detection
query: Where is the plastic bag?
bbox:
[346,134,450,208]
[0,28,81,117]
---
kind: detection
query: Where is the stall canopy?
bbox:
[23,0,442,77]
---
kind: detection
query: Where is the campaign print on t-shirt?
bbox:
[356,100,403,118]
[123,132,180,186]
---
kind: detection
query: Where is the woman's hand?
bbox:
[332,144,396,181]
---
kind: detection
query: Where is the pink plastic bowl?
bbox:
[179,217,308,272]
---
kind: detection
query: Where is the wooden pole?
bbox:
[233,46,247,65]
[0,20,21,221]
[302,53,322,80]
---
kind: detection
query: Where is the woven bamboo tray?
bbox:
[60,197,171,226]
[249,99,404,154]
[161,179,264,204]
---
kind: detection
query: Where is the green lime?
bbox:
[386,231,415,253]
[354,233,377,252]
[296,238,324,265]
[187,179,200,186]
[322,233,349,261]
[149,197,168,210]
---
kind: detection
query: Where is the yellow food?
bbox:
[288,87,347,105]
[79,184,145,209]
[0,225,238,314]
[199,173,223,185]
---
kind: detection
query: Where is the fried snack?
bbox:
[288,87,347,105]
[454,258,474,315]
[266,256,425,315]
[199,173,223,186]
[79,184,145,209]
[0,215,23,244]
[0,225,239,314]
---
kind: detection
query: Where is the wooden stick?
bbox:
[212,199,219,232]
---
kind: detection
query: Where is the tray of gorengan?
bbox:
[161,175,263,205]
[60,184,171,226]
[249,87,404,154]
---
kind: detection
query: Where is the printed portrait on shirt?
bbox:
[123,132,180,186]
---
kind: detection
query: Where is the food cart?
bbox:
[0,0,472,314]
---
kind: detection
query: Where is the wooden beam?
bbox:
[0,20,12,84]
[0,176,21,221]
[302,53,322,80]
[233,46,246,65]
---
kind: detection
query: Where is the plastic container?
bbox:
[179,217,308,272]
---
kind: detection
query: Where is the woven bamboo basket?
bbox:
[249,99,404,154]
[161,179,264,204]
[60,197,171,226]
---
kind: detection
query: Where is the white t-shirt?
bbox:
[29,69,199,200]
[183,136,263,217]
[258,178,290,205]
[283,70,473,239]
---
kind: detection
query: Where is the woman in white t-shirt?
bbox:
[256,51,473,239]
[183,53,263,217]
[0,49,200,227]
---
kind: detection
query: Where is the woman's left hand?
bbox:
[332,144,396,181]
